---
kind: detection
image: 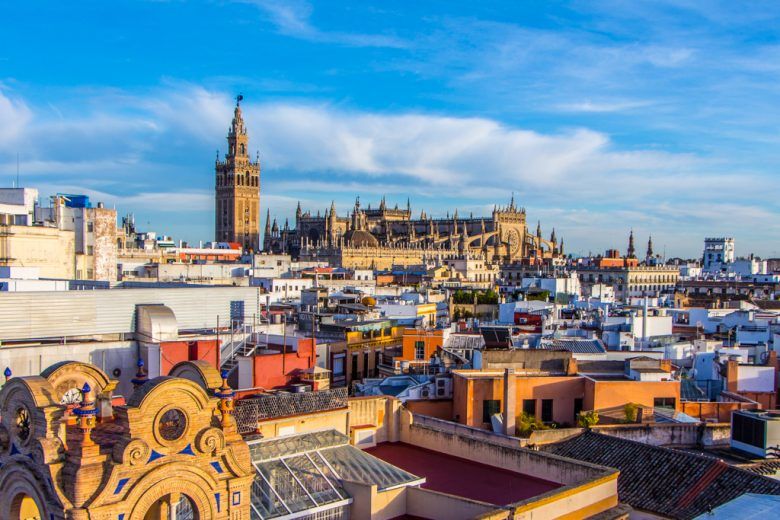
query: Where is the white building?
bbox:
[0,266,69,292]
[703,237,735,271]
[0,187,37,225]
[520,273,581,300]
[255,277,314,302]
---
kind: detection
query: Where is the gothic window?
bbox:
[240,143,245,155]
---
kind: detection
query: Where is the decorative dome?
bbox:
[343,229,379,248]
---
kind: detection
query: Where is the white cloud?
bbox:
[0,83,774,256]
[243,0,407,48]
[0,88,31,145]
[242,101,701,196]
[555,99,654,113]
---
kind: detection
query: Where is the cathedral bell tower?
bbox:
[215,95,261,251]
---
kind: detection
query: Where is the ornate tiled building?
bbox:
[0,360,253,519]
[215,96,261,251]
[264,196,562,270]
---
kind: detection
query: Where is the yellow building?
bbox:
[0,224,76,279]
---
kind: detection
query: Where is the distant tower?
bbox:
[215,95,261,251]
[627,230,636,259]
[646,235,654,259]
[263,209,271,250]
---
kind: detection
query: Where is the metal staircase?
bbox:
[220,321,263,376]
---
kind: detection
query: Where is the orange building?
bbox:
[400,329,444,362]
[452,369,680,431]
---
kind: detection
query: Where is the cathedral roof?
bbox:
[343,229,379,248]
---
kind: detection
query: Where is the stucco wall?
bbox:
[405,399,453,420]
[592,423,731,448]
[348,396,401,443]
[405,487,501,520]
[588,378,681,411]
[0,224,76,279]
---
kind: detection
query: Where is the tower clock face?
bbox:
[507,229,521,254]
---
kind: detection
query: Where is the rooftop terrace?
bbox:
[366,442,560,506]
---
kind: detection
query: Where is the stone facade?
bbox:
[215,97,261,251]
[265,197,562,269]
[0,361,253,520]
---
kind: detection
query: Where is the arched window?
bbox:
[10,493,42,520]
[239,143,245,155]
[144,493,198,520]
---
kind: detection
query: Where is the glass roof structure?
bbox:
[248,430,424,520]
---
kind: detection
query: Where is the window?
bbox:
[482,399,501,423]
[732,413,766,448]
[332,355,345,377]
[522,399,535,417]
[574,398,583,422]
[414,340,425,360]
[374,351,381,377]
[541,399,553,423]
[363,351,369,378]
[654,397,676,409]
[351,353,359,380]
[87,222,94,232]
[87,246,94,255]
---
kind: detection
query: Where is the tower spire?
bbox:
[627,229,636,258]
[216,95,260,250]
[647,235,654,259]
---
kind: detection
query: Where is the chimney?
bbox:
[503,368,516,436]
[725,357,739,393]
[566,356,578,376]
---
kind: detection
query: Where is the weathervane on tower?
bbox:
[236,93,243,106]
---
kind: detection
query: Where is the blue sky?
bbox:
[2,1,780,257]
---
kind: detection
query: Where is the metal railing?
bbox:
[234,387,349,434]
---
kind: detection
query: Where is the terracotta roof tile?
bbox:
[541,431,780,519]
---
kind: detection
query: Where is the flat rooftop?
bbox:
[365,442,560,506]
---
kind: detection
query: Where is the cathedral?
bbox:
[215,98,561,268]
[264,195,562,269]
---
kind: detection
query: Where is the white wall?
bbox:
[0,340,138,396]
[737,365,776,392]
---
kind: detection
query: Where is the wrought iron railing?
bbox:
[234,387,349,434]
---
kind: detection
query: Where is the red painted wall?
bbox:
[252,338,315,389]
[159,339,221,375]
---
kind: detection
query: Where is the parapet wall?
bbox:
[402,413,609,487]
[348,396,402,443]
[590,422,731,448]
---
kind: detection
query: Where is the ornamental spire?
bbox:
[627,229,636,259]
